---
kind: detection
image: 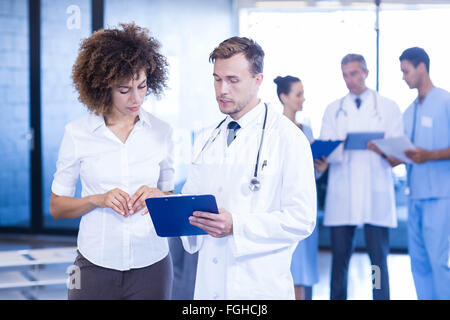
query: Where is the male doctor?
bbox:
[399,47,450,300]
[316,54,403,300]
[181,37,316,300]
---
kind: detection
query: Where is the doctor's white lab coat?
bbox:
[320,89,404,228]
[181,103,316,300]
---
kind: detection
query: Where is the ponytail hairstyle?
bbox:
[273,75,301,104]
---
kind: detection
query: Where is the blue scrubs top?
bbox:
[403,87,450,199]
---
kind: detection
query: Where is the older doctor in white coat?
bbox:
[316,54,403,300]
[181,37,317,300]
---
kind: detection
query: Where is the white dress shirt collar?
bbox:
[86,109,153,133]
[348,88,371,103]
[224,100,265,129]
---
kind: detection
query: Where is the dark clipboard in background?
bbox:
[310,140,343,160]
[145,194,219,237]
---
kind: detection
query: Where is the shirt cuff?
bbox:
[157,180,174,193]
[51,180,76,197]
[228,212,248,258]
[181,235,204,254]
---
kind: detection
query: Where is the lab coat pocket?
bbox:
[250,170,281,212]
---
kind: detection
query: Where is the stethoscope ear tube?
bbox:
[194,117,227,163]
[249,103,268,192]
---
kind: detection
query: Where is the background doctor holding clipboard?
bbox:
[318,54,404,300]
[180,37,316,300]
[399,47,450,300]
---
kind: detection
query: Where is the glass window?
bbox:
[239,3,450,250]
[239,6,377,136]
[41,0,91,229]
[0,0,30,228]
[105,0,233,193]
[379,4,450,239]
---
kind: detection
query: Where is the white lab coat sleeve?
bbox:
[319,102,344,163]
[181,235,204,254]
[179,128,212,197]
[180,129,211,254]
[180,165,204,254]
[229,128,317,258]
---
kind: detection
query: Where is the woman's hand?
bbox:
[314,156,329,172]
[128,186,165,216]
[94,188,131,217]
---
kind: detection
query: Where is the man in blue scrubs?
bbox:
[399,47,450,300]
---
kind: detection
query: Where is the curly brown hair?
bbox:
[72,22,168,115]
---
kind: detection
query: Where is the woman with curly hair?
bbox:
[49,23,174,300]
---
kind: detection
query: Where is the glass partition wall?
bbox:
[238,1,450,250]
[1,1,448,246]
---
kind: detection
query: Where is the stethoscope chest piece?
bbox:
[249,177,261,192]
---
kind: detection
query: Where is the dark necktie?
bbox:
[227,121,241,146]
[355,97,362,109]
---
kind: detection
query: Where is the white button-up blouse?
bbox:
[51,109,174,271]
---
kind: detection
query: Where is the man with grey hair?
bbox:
[315,53,404,300]
[341,53,368,71]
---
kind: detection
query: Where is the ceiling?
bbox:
[237,0,450,8]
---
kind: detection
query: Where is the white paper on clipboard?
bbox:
[372,135,416,164]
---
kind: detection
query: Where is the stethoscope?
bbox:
[335,89,380,120]
[194,103,268,192]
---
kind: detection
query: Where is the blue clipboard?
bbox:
[310,140,343,160]
[145,194,219,237]
[344,132,384,150]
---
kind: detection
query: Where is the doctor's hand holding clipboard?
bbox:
[367,141,404,167]
[189,208,233,238]
[144,194,232,238]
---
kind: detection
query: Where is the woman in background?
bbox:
[274,75,327,300]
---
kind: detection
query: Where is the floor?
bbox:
[0,235,417,300]
[312,250,417,300]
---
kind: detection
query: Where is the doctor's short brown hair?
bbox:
[209,36,265,76]
[72,22,168,115]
